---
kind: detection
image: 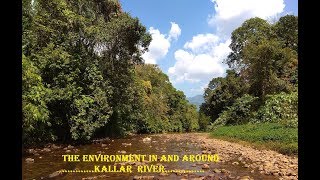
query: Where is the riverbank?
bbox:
[210,123,298,155]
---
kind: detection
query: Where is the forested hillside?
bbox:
[22,0,198,145]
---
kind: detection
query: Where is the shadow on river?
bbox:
[23,133,276,180]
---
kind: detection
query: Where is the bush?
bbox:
[256,92,298,127]
[210,94,258,128]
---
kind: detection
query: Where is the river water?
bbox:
[22,134,276,180]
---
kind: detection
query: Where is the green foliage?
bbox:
[200,70,248,122]
[274,15,298,52]
[256,92,298,127]
[22,55,53,144]
[211,123,298,155]
[243,39,297,99]
[22,0,153,144]
[134,64,199,133]
[198,112,211,131]
[226,17,273,71]
[210,95,258,127]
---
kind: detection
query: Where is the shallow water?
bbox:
[22,134,276,180]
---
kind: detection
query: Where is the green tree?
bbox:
[242,39,297,100]
[226,18,273,72]
[200,70,248,122]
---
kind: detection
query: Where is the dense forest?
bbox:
[22,0,198,146]
[199,15,298,131]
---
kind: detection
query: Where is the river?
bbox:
[23,133,280,180]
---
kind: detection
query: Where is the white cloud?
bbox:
[208,0,285,36]
[168,0,285,86]
[143,22,181,64]
[168,22,181,41]
[168,46,229,83]
[183,33,219,53]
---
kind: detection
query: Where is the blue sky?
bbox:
[120,0,298,98]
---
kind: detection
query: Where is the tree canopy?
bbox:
[22,0,198,145]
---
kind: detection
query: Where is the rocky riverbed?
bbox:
[23,133,297,180]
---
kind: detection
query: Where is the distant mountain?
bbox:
[187,95,204,110]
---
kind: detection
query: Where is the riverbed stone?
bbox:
[101,144,107,147]
[202,164,210,169]
[159,172,169,176]
[239,176,251,180]
[42,148,51,152]
[232,161,239,165]
[213,169,221,173]
[28,149,36,154]
[48,170,62,178]
[25,158,34,163]
[133,175,155,179]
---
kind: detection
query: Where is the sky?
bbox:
[120,0,298,98]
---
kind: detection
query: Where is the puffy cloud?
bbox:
[183,33,219,53]
[143,22,181,64]
[142,27,170,64]
[208,0,285,36]
[168,45,229,83]
[168,0,285,86]
[168,22,181,40]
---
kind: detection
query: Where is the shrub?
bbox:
[210,94,258,128]
[256,92,298,127]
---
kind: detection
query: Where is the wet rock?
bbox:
[25,158,34,163]
[202,164,210,169]
[122,143,132,146]
[67,145,74,149]
[243,164,250,168]
[250,170,254,173]
[118,150,126,154]
[65,150,71,153]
